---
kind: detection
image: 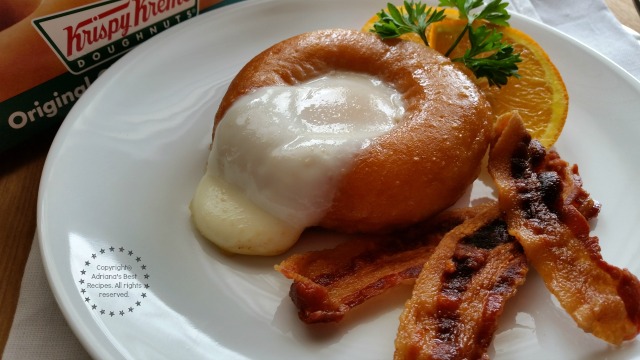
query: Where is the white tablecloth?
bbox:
[4,0,639,359]
[509,0,640,79]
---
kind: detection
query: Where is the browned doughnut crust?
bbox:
[214,29,492,233]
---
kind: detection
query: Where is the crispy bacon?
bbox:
[543,151,601,221]
[275,203,496,323]
[394,204,528,360]
[488,112,640,344]
[276,110,640,354]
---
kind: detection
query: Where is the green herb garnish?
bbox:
[370,0,521,87]
[455,24,520,86]
[372,1,446,47]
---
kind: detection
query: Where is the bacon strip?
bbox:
[394,204,528,360]
[488,112,640,344]
[275,203,495,323]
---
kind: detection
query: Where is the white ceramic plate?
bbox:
[38,0,640,359]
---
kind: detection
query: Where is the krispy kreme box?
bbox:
[0,0,242,152]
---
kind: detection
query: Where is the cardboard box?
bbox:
[0,0,240,152]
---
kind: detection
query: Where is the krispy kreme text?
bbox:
[64,0,194,58]
[33,0,197,73]
[1,0,223,152]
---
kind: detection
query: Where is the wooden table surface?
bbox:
[1,0,639,354]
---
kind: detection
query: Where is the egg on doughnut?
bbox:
[190,29,492,255]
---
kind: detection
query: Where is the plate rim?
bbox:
[36,0,640,358]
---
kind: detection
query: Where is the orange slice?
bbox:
[362,10,569,148]
[429,19,568,147]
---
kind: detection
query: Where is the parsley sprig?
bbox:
[457,25,520,86]
[370,0,521,87]
[372,1,446,46]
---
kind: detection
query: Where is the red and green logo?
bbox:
[33,0,198,74]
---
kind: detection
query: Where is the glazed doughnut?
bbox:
[213,29,492,233]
